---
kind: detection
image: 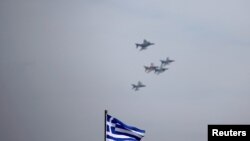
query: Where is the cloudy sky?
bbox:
[1,0,250,141]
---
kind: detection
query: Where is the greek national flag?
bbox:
[106,114,145,141]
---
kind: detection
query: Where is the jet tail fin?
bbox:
[135,43,140,48]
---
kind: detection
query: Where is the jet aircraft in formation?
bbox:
[154,67,168,75]
[143,57,175,75]
[144,63,158,73]
[135,39,154,51]
[160,57,175,66]
[132,39,175,91]
[132,81,146,91]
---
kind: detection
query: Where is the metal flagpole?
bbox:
[104,110,107,141]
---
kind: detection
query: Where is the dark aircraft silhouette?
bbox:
[135,39,154,51]
[160,57,174,66]
[132,81,146,91]
[144,63,158,73]
[154,67,168,75]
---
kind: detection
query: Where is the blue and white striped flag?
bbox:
[106,114,145,141]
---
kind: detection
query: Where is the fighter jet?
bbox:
[144,63,158,73]
[135,39,154,51]
[132,81,146,91]
[154,67,168,75]
[160,57,174,66]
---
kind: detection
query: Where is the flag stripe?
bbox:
[115,124,145,136]
[111,126,141,140]
[107,131,131,139]
[107,134,138,141]
[110,116,145,133]
[115,127,143,138]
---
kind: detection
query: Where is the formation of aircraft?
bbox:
[132,81,146,91]
[160,57,174,66]
[143,58,174,75]
[132,39,175,91]
[135,39,154,51]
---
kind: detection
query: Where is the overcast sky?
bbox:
[1,0,250,141]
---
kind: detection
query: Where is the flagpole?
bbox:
[104,110,107,141]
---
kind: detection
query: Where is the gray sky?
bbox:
[1,0,250,141]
